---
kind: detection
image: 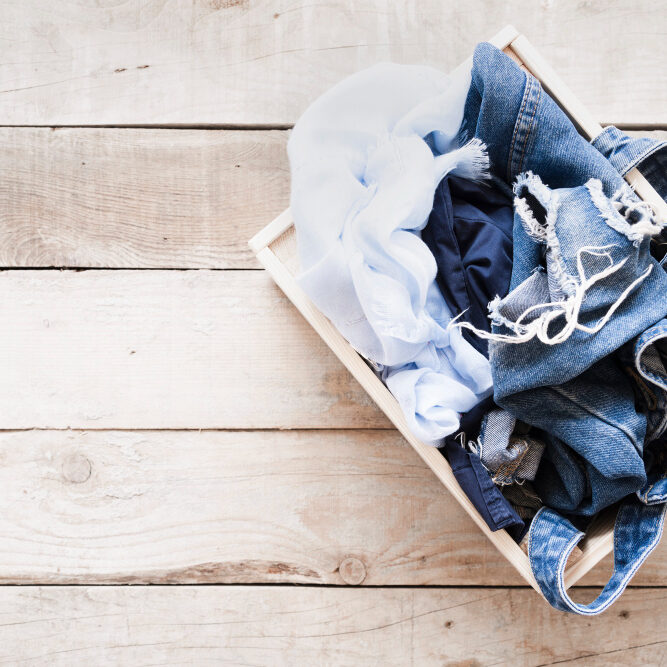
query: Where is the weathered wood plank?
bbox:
[1,2,665,126]
[0,429,516,585]
[2,129,665,270]
[0,585,664,666]
[0,270,388,429]
[0,128,288,268]
[0,428,663,587]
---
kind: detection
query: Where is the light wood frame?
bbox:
[249,26,665,596]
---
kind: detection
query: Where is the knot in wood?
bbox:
[339,557,366,585]
[62,453,92,484]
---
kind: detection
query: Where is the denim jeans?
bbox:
[461,42,667,614]
[460,43,666,196]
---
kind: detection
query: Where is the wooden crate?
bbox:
[249,25,667,596]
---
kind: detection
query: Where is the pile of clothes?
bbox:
[288,42,667,615]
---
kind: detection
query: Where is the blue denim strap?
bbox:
[528,501,667,614]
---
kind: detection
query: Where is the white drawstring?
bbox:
[448,244,654,346]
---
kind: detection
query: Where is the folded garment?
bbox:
[289,61,494,443]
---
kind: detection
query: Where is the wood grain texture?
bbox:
[0,585,665,666]
[0,269,388,429]
[1,1,665,126]
[0,428,519,585]
[0,128,289,268]
[0,428,663,587]
[2,129,665,270]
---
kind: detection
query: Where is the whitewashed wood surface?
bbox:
[1,128,665,269]
[1,0,665,126]
[1,1,666,664]
[0,586,664,666]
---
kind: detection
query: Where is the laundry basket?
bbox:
[248,25,667,596]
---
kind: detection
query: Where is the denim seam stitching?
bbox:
[517,83,541,177]
[556,531,586,614]
[506,72,530,183]
[567,504,667,615]
[640,470,667,503]
[635,331,667,390]
[594,504,667,614]
[591,128,667,176]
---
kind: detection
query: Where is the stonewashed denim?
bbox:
[592,126,667,198]
[459,43,667,196]
[529,502,667,615]
[290,40,667,614]
[289,61,493,444]
[482,173,667,513]
[592,127,667,264]
[487,176,667,613]
[459,41,667,614]
[620,318,667,448]
[631,317,667,508]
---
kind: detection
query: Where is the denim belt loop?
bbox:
[591,125,667,178]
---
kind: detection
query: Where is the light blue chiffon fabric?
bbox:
[288,62,493,444]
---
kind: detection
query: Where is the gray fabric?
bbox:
[479,409,516,469]
[479,409,546,485]
[643,346,666,379]
[492,435,545,485]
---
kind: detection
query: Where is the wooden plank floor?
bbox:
[1,2,666,665]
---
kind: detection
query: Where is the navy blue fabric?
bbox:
[641,147,667,200]
[440,395,524,534]
[422,176,514,356]
[424,176,519,531]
